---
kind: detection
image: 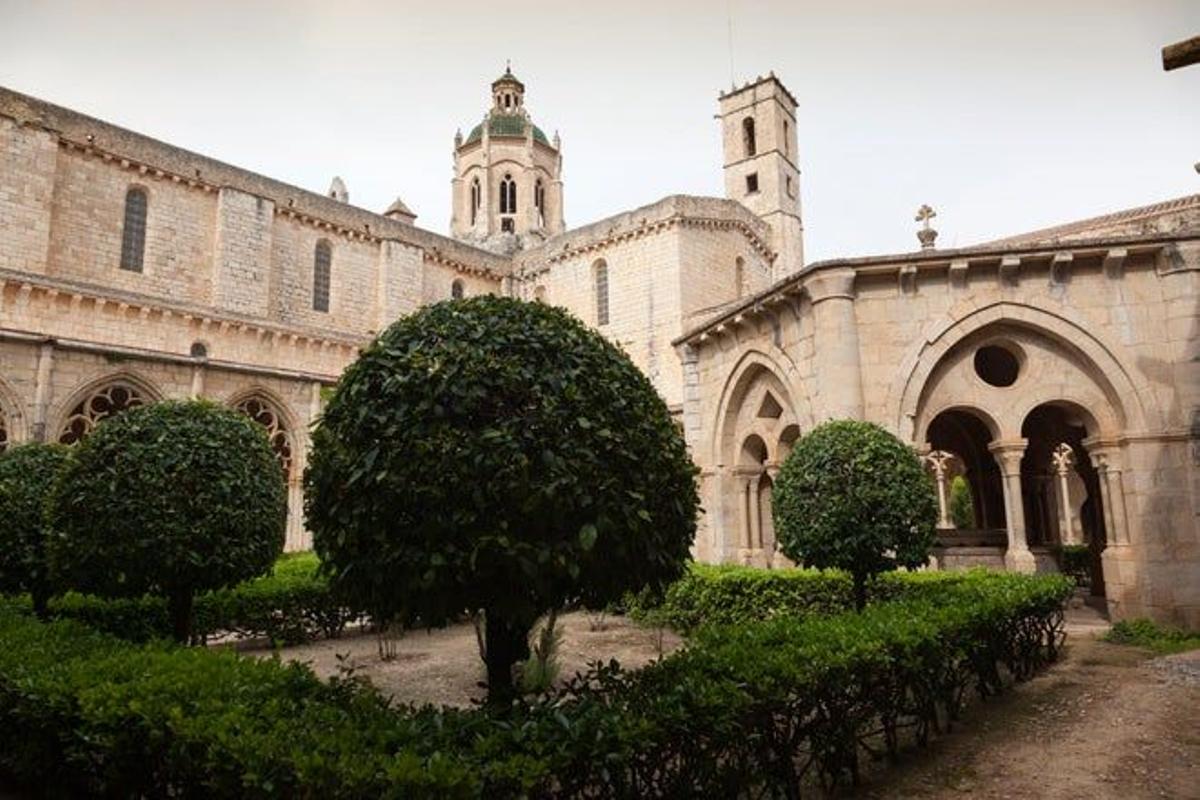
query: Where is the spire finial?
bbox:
[915,204,938,249]
[505,58,512,74]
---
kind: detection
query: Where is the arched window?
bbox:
[735,257,746,298]
[59,381,147,445]
[535,179,545,226]
[742,117,756,157]
[120,187,148,273]
[499,174,516,214]
[235,396,292,479]
[451,279,465,300]
[783,119,790,155]
[470,177,481,225]
[312,240,332,313]
[594,259,609,326]
[190,341,208,358]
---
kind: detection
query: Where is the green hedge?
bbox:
[625,561,979,632]
[0,571,1072,797]
[39,553,362,645]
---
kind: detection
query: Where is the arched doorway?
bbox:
[1020,402,1107,599]
[924,408,1008,569]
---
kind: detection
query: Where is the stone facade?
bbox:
[677,199,1200,628]
[0,70,1196,625]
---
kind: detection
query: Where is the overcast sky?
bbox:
[1,1,1197,262]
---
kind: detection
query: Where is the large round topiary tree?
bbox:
[0,443,72,618]
[306,296,698,704]
[772,420,937,610]
[47,400,286,642]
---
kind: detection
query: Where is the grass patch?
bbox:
[1103,618,1200,655]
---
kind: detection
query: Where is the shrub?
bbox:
[949,474,974,528]
[42,552,361,645]
[1054,543,1091,588]
[773,420,938,609]
[1104,618,1200,655]
[47,400,287,643]
[307,296,698,703]
[0,572,1072,797]
[626,561,991,632]
[0,443,71,618]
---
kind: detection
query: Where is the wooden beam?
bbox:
[1162,35,1200,71]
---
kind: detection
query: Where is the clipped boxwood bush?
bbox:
[307,296,699,703]
[47,400,287,642]
[0,443,71,618]
[42,552,361,645]
[773,420,938,609]
[0,572,1072,797]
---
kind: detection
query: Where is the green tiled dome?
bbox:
[464,116,552,147]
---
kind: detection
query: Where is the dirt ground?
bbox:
[852,617,1200,800]
[243,610,682,708]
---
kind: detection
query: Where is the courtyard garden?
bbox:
[0,297,1191,797]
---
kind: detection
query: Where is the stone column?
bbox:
[737,474,752,551]
[749,474,762,549]
[190,363,206,398]
[1086,442,1130,546]
[1051,443,1076,545]
[31,339,55,442]
[924,450,955,529]
[989,439,1037,573]
[804,269,864,421]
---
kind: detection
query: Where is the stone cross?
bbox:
[915,204,938,250]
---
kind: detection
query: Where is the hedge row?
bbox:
[625,561,978,632]
[26,553,362,645]
[0,571,1072,798]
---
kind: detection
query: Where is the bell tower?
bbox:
[451,65,564,253]
[718,73,804,276]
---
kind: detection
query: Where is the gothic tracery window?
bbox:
[120,187,148,273]
[59,382,147,445]
[499,174,516,215]
[235,396,293,479]
[313,240,332,313]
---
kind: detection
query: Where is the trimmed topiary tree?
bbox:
[772,420,937,610]
[306,296,698,704]
[0,443,72,618]
[47,400,286,642]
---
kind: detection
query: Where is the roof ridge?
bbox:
[985,193,1200,246]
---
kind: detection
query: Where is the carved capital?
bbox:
[988,438,1028,475]
[803,268,857,304]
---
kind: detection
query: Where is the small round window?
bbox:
[974,345,1020,387]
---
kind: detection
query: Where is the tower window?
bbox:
[312,239,332,312]
[451,279,464,300]
[735,257,746,298]
[594,259,609,326]
[742,117,756,157]
[535,179,545,225]
[745,173,759,194]
[500,174,516,214]
[783,119,790,155]
[119,187,147,272]
[470,177,481,225]
[786,175,795,198]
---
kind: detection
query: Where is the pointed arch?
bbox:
[712,348,815,467]
[52,371,164,445]
[226,387,299,480]
[0,376,25,451]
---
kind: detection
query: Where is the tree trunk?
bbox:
[168,589,194,644]
[483,609,530,707]
[853,573,868,612]
[30,586,50,621]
